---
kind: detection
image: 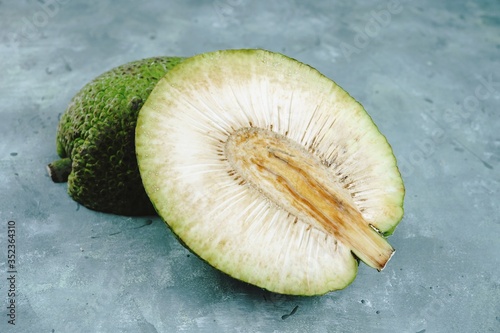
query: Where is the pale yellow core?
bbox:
[225,127,394,271]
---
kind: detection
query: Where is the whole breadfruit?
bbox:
[47,56,184,215]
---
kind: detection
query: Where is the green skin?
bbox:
[49,56,184,216]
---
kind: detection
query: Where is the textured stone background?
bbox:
[1,0,499,332]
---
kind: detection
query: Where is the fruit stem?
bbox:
[46,158,72,183]
[274,162,395,271]
[226,127,396,271]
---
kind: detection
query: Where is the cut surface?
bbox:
[136,49,404,295]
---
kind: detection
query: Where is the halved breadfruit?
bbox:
[136,49,404,295]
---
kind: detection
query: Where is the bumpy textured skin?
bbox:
[55,57,184,215]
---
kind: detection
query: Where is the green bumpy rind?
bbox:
[55,56,184,215]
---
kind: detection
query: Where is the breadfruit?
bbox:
[135,49,405,295]
[48,56,184,215]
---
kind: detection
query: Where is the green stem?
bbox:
[46,158,72,183]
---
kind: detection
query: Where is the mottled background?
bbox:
[1,0,499,332]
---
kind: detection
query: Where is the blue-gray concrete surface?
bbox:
[1,1,499,332]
